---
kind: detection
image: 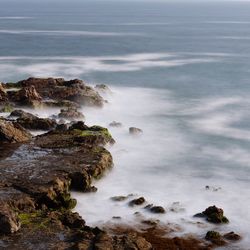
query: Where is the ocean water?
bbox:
[1,0,250,248]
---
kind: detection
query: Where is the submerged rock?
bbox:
[205,231,226,246]
[58,107,85,121]
[194,205,229,224]
[129,127,143,135]
[223,232,241,241]
[109,121,122,127]
[95,84,112,94]
[0,119,32,143]
[129,197,146,206]
[145,204,166,214]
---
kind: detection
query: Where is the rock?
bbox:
[195,206,229,224]
[0,83,8,102]
[10,85,42,107]
[223,232,241,241]
[0,119,32,143]
[0,204,20,234]
[16,78,104,107]
[10,110,57,130]
[95,84,112,95]
[129,127,143,135]
[149,206,166,214]
[129,197,146,206]
[58,107,85,121]
[114,232,152,250]
[0,104,14,113]
[111,196,128,202]
[62,212,85,229]
[141,219,159,226]
[109,121,122,127]
[205,231,226,246]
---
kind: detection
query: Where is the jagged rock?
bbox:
[129,197,145,206]
[109,121,122,127]
[58,107,85,121]
[9,85,42,107]
[10,110,57,130]
[62,212,86,229]
[0,119,32,143]
[194,206,229,224]
[129,127,143,135]
[0,83,8,102]
[0,204,20,234]
[15,78,104,107]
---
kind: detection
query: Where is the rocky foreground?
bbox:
[0,78,242,249]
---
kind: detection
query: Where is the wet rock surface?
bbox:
[194,206,229,224]
[10,110,57,130]
[58,107,85,121]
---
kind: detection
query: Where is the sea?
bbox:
[1,1,250,249]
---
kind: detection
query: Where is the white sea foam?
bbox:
[0,29,139,37]
[70,87,250,248]
[0,53,218,80]
[0,17,33,20]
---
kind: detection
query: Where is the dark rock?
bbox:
[0,119,32,143]
[16,77,104,107]
[129,127,143,135]
[109,121,122,127]
[201,206,229,224]
[129,197,146,206]
[0,104,14,113]
[223,232,241,241]
[10,110,57,130]
[205,231,226,246]
[0,204,20,234]
[58,107,85,121]
[62,212,85,229]
[10,85,42,107]
[149,206,166,214]
[0,83,8,102]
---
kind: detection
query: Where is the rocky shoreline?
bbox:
[0,78,242,249]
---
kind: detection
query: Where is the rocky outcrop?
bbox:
[10,110,57,130]
[9,85,42,107]
[14,78,105,107]
[0,119,32,143]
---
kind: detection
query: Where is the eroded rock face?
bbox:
[0,119,32,143]
[10,85,42,107]
[14,78,104,107]
[10,110,57,130]
[0,83,8,102]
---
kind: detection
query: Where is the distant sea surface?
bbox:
[1,1,250,248]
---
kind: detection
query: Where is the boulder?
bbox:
[205,231,226,246]
[223,232,241,241]
[0,119,32,143]
[95,84,112,94]
[129,197,145,206]
[58,107,85,121]
[194,205,229,224]
[129,127,143,135]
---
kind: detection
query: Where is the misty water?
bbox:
[1,1,250,248]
